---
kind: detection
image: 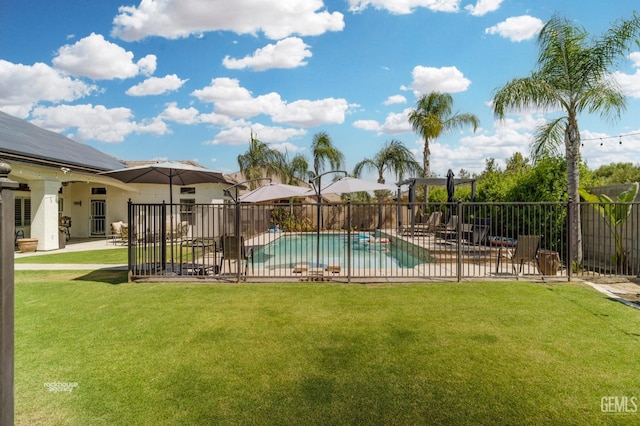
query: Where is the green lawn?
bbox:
[14,271,640,425]
[14,248,128,264]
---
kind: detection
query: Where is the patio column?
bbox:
[30,180,62,251]
[1,161,17,424]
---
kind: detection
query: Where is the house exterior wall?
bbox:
[8,162,230,248]
[60,181,228,239]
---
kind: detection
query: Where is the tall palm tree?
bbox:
[310,131,345,178]
[237,132,285,189]
[492,13,640,264]
[354,139,422,228]
[353,139,422,185]
[408,92,479,179]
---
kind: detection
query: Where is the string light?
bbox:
[581,131,640,146]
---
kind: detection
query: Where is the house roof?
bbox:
[0,111,125,172]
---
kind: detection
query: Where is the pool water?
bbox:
[252,233,426,270]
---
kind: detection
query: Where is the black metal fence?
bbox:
[125,200,640,282]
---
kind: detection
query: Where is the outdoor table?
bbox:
[180,239,217,275]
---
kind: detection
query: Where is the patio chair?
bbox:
[435,214,458,239]
[404,211,442,236]
[496,235,543,277]
[109,221,126,245]
[220,235,254,277]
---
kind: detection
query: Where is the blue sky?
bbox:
[2,0,640,181]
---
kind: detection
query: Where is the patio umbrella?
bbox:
[99,161,231,206]
[239,182,310,203]
[446,169,455,221]
[306,176,396,196]
[100,161,232,272]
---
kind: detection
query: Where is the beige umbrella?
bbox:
[239,183,309,203]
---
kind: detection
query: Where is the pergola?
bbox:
[396,176,477,234]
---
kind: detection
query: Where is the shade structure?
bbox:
[239,183,310,203]
[309,176,396,195]
[99,161,231,206]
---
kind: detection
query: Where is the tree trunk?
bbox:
[423,139,430,202]
[566,118,583,265]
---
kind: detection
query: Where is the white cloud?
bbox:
[159,102,200,124]
[29,104,168,143]
[353,120,383,132]
[347,0,460,14]
[271,141,306,154]
[403,65,471,95]
[270,98,351,127]
[0,60,95,117]
[206,123,306,146]
[192,77,351,127]
[611,52,640,98]
[485,15,544,42]
[112,0,344,41]
[52,33,157,79]
[464,0,503,17]
[353,108,413,135]
[223,37,312,71]
[126,74,188,96]
[384,95,407,105]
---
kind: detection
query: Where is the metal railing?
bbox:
[125,200,640,282]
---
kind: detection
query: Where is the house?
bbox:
[0,111,234,250]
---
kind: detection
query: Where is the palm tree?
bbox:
[281,152,310,185]
[408,92,479,179]
[353,139,422,185]
[492,13,640,264]
[310,131,345,178]
[237,132,285,190]
[354,139,422,228]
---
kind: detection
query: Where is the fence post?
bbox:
[0,160,17,425]
[235,199,242,282]
[567,200,572,282]
[456,201,462,282]
[347,201,351,283]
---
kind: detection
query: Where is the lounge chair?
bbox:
[435,215,458,239]
[219,235,254,277]
[495,235,543,277]
[404,211,443,236]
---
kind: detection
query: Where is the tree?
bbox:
[492,13,640,264]
[592,162,640,185]
[237,132,285,189]
[408,92,479,179]
[353,139,422,185]
[281,152,310,185]
[310,131,345,178]
[353,139,422,228]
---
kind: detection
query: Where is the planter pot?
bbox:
[17,238,38,253]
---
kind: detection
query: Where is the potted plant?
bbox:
[17,238,38,253]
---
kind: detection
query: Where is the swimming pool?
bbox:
[251,233,429,270]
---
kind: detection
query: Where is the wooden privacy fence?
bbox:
[124,200,640,282]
